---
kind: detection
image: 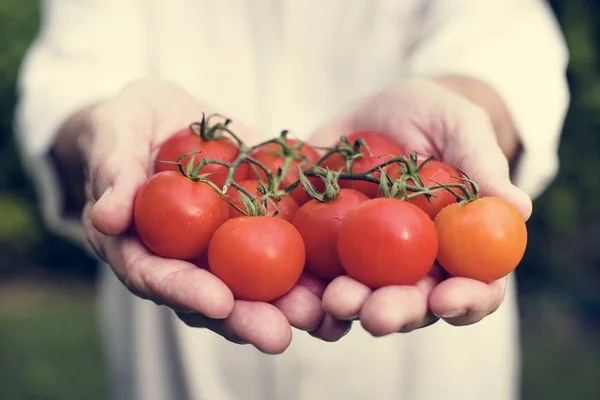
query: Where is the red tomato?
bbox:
[250,139,320,206]
[387,160,464,219]
[434,197,528,283]
[227,179,299,221]
[320,131,404,198]
[337,197,438,288]
[154,127,248,187]
[292,189,368,281]
[208,216,306,302]
[134,171,230,260]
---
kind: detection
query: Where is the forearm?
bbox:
[49,105,96,217]
[434,75,522,165]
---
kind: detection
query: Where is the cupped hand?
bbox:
[80,78,328,353]
[308,77,531,338]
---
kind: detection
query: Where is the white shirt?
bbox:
[14,1,569,399]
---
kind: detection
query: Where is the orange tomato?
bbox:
[434,197,528,283]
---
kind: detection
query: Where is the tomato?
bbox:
[434,197,527,283]
[208,216,306,302]
[337,197,438,288]
[387,160,463,219]
[154,126,249,187]
[134,171,230,260]
[292,189,368,281]
[250,139,320,206]
[227,179,299,221]
[320,131,404,198]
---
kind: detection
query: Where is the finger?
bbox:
[296,272,327,299]
[85,104,152,235]
[175,311,247,345]
[271,283,324,331]
[443,107,532,220]
[428,276,507,326]
[308,314,353,342]
[359,271,440,336]
[177,301,293,355]
[82,200,107,260]
[103,235,234,318]
[226,301,293,354]
[321,276,372,320]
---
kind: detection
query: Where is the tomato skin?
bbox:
[292,189,369,281]
[337,197,438,288]
[208,216,306,302]
[434,197,528,283]
[134,171,230,260]
[154,127,249,187]
[387,160,463,219]
[227,179,299,221]
[320,131,404,198]
[250,139,321,206]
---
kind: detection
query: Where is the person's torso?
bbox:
[144,0,427,138]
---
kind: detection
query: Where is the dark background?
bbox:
[1,1,599,399]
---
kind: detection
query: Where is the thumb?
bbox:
[85,105,152,236]
[443,110,532,221]
[456,152,532,220]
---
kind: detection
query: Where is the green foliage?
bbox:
[0,1,97,280]
[519,0,600,324]
[0,283,107,400]
[0,0,598,399]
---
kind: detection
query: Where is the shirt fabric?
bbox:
[14,1,569,399]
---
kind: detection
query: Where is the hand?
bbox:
[79,78,327,353]
[308,77,532,337]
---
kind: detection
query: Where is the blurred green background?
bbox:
[1,1,599,399]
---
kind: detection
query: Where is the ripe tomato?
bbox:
[320,131,404,198]
[387,160,463,219]
[227,179,299,221]
[134,171,230,260]
[337,197,438,288]
[292,189,368,281]
[208,216,305,302]
[434,197,528,283]
[154,126,249,187]
[250,139,320,206]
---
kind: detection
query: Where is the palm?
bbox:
[85,79,331,354]
[306,78,530,335]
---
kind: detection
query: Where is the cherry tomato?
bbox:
[292,189,368,281]
[134,171,230,260]
[387,159,464,219]
[208,216,306,302]
[434,197,528,283]
[320,131,404,198]
[155,127,249,187]
[337,197,438,288]
[250,139,320,206]
[227,179,299,221]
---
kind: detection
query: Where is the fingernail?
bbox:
[99,186,113,201]
[434,310,466,319]
[340,321,353,338]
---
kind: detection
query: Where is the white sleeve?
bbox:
[405,0,570,200]
[14,0,149,243]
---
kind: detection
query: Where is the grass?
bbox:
[0,280,598,399]
[0,280,107,400]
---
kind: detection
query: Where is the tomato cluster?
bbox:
[133,114,528,302]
